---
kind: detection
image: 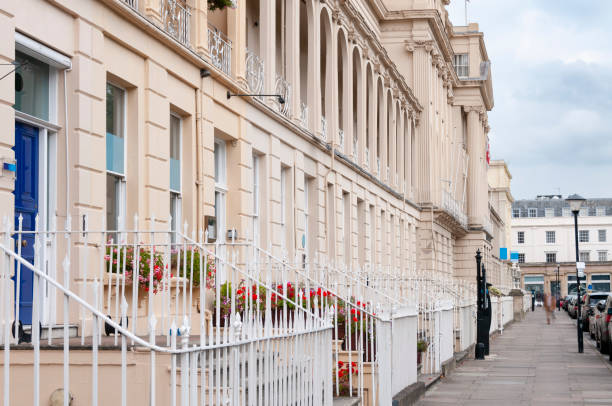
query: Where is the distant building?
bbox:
[511,196,612,296]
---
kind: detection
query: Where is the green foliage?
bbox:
[208,0,235,11]
[417,339,428,353]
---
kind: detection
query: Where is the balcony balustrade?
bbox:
[208,24,232,76]
[442,190,468,229]
[320,116,327,141]
[122,0,138,9]
[245,49,264,96]
[352,134,358,160]
[338,129,344,150]
[300,102,309,129]
[365,148,370,168]
[275,75,291,117]
[160,0,191,46]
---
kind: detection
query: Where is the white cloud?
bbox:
[447,0,612,199]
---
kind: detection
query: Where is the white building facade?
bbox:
[512,196,612,295]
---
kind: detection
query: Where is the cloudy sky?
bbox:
[447,1,612,200]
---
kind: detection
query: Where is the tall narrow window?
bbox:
[252,154,260,248]
[545,231,555,244]
[15,51,50,121]
[343,192,350,266]
[369,205,376,267]
[326,183,336,259]
[357,199,365,268]
[280,166,294,255]
[169,114,181,244]
[579,230,589,243]
[106,83,126,237]
[453,54,469,78]
[214,139,227,243]
[303,174,309,260]
[599,230,607,242]
[380,210,386,266]
[517,231,525,244]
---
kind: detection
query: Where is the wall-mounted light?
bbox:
[227,90,285,105]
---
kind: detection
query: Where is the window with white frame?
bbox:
[280,167,289,251]
[545,231,555,244]
[518,253,525,263]
[598,251,608,262]
[169,114,181,193]
[453,54,469,78]
[592,274,610,291]
[599,229,607,242]
[252,154,260,248]
[579,208,588,217]
[15,50,50,121]
[579,251,590,262]
[106,83,126,237]
[517,231,525,244]
[214,139,227,243]
[579,230,589,242]
[568,274,587,294]
[545,208,554,217]
[512,208,520,218]
[562,207,571,217]
[545,252,557,263]
[528,208,537,218]
[596,207,606,216]
[169,114,181,244]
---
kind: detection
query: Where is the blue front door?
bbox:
[12,121,39,325]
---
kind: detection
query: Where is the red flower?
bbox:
[350,309,356,315]
[352,316,358,322]
[357,301,361,306]
[252,294,258,300]
[338,370,344,378]
[338,361,344,367]
[317,288,322,296]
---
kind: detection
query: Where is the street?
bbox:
[417,308,612,405]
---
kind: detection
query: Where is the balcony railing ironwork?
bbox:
[122,0,138,9]
[300,102,309,129]
[321,116,327,141]
[208,24,232,76]
[338,129,344,150]
[245,49,264,96]
[160,0,191,46]
[275,75,291,117]
[442,190,468,229]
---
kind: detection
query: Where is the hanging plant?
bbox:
[208,0,237,11]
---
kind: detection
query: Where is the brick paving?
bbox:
[417,307,612,405]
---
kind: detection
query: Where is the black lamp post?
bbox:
[567,193,586,353]
[556,263,560,311]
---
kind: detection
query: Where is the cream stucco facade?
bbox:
[0,0,504,328]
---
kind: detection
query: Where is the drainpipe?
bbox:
[195,74,205,234]
[63,67,72,218]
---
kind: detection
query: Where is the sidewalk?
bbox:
[417,308,612,405]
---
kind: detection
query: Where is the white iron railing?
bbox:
[207,25,232,76]
[442,190,468,229]
[321,116,327,141]
[0,214,332,405]
[160,0,191,46]
[274,75,291,117]
[245,49,264,96]
[300,102,309,129]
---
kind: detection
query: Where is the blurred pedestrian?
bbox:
[544,292,555,324]
[531,292,535,312]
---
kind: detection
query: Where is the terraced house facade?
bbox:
[0,0,510,404]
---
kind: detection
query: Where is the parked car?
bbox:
[563,294,576,311]
[568,296,579,319]
[596,296,612,354]
[590,299,606,339]
[582,292,611,331]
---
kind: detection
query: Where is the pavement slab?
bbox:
[417,308,612,405]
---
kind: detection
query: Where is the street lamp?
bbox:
[556,263,560,311]
[567,193,586,353]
